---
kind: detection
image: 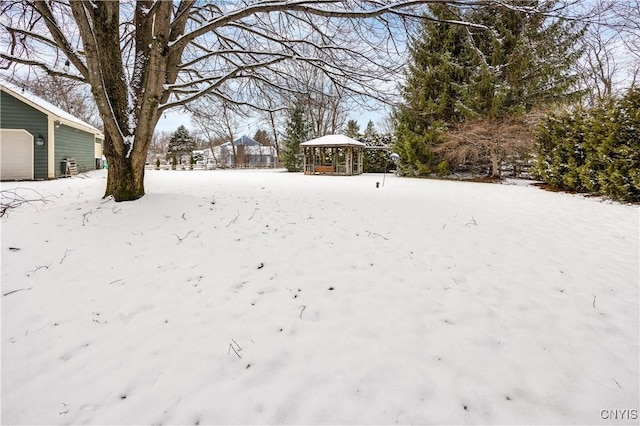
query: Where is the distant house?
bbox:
[0,80,104,180]
[195,135,277,168]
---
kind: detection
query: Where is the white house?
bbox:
[194,135,277,168]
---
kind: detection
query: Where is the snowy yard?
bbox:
[1,169,638,425]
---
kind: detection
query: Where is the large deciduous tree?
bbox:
[2,1,588,199]
[1,1,427,201]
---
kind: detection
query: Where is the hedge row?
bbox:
[533,88,640,202]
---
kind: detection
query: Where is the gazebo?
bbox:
[301,134,366,176]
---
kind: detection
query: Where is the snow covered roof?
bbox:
[300,134,366,147]
[213,144,276,155]
[0,78,103,138]
[220,135,261,148]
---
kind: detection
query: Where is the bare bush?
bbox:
[437,115,541,178]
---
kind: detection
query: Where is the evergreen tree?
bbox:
[167,125,196,163]
[364,120,376,137]
[344,119,361,138]
[394,4,469,175]
[362,132,394,173]
[462,1,585,118]
[534,87,640,202]
[282,102,310,172]
[253,129,272,146]
[395,1,585,176]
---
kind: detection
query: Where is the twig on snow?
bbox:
[172,230,194,244]
[0,188,53,217]
[365,230,389,240]
[82,210,94,226]
[613,378,622,388]
[299,305,307,319]
[3,287,33,297]
[248,208,258,221]
[228,339,242,358]
[465,217,478,226]
[226,210,240,227]
[59,249,71,264]
[26,264,51,276]
[59,403,69,415]
[592,294,597,309]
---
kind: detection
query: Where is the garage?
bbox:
[1,129,34,180]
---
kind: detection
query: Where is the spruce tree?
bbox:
[394,4,470,175]
[395,1,585,176]
[282,102,310,172]
[344,120,361,138]
[253,129,272,146]
[364,120,376,137]
[167,125,196,163]
[462,1,585,118]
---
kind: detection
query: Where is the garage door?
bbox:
[1,129,34,180]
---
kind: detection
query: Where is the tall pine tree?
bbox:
[395,1,585,176]
[462,1,585,118]
[282,102,310,172]
[344,119,361,139]
[394,4,470,176]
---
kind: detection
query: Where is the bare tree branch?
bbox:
[0,0,590,201]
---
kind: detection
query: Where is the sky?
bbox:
[154,104,390,137]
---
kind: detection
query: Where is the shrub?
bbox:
[534,88,640,202]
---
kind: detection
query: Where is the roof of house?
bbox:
[1,78,104,137]
[219,135,261,148]
[300,134,366,147]
[213,144,276,155]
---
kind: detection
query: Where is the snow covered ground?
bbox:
[1,169,638,425]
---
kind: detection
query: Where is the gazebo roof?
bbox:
[300,134,366,147]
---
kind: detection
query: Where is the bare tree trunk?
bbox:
[490,149,500,177]
[208,140,220,168]
[268,110,281,166]
[105,154,145,200]
[103,133,147,200]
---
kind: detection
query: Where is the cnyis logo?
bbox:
[600,409,638,420]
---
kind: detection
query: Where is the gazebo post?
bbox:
[332,147,337,171]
